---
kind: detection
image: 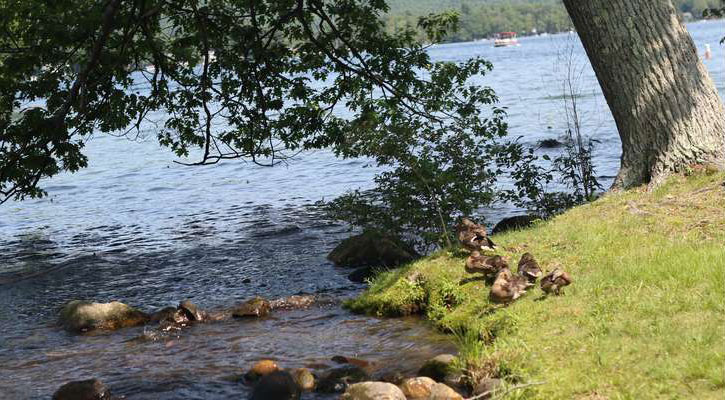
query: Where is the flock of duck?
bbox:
[457,218,572,303]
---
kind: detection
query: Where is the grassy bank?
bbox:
[347,173,725,399]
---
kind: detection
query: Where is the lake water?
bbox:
[0,20,723,399]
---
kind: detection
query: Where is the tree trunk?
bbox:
[562,0,725,189]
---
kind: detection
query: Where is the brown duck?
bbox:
[517,252,542,283]
[457,218,497,252]
[540,268,572,295]
[489,268,532,304]
[465,251,508,277]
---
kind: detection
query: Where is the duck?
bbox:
[517,252,542,283]
[489,268,532,304]
[540,268,572,295]
[457,218,497,252]
[465,251,508,277]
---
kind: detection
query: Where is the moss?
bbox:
[347,173,725,399]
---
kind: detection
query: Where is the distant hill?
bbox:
[383,0,721,42]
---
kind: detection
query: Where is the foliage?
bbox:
[383,0,722,41]
[350,172,725,399]
[0,0,498,205]
[324,76,509,251]
[703,0,725,43]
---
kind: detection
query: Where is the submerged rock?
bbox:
[340,382,406,400]
[291,368,315,391]
[418,354,457,382]
[250,371,301,400]
[316,365,370,393]
[269,295,316,310]
[59,300,149,333]
[492,215,538,235]
[232,297,271,318]
[327,231,418,268]
[399,376,436,399]
[52,379,112,400]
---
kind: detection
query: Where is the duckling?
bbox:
[489,268,532,304]
[457,218,497,252]
[465,251,508,277]
[517,252,542,283]
[540,268,572,295]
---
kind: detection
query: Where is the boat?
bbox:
[494,32,519,47]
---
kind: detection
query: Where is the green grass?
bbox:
[346,173,725,399]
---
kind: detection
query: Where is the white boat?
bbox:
[494,32,519,47]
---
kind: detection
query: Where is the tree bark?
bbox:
[562,0,725,189]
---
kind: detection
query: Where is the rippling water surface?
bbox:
[1,21,723,399]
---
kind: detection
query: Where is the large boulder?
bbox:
[492,215,538,235]
[340,382,406,400]
[250,371,301,400]
[59,301,149,333]
[52,379,112,400]
[327,231,419,268]
[232,297,271,318]
[399,377,436,399]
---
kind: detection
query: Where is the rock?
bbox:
[59,300,149,333]
[418,354,457,382]
[399,377,436,399]
[291,368,315,391]
[472,378,503,398]
[250,371,301,400]
[428,383,464,400]
[52,379,112,400]
[245,359,281,381]
[232,297,270,318]
[347,266,382,283]
[340,382,406,400]
[269,295,316,310]
[331,355,374,369]
[178,300,206,321]
[149,307,180,323]
[492,215,538,235]
[327,231,419,268]
[375,371,406,385]
[316,365,370,393]
[537,138,563,148]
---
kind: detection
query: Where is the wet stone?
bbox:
[58,300,149,333]
[52,379,112,400]
[232,296,271,318]
[178,300,205,322]
[291,368,315,391]
[250,371,301,400]
[316,365,370,393]
[245,359,281,382]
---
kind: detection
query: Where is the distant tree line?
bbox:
[383,0,723,42]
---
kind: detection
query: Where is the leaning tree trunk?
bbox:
[562,0,725,189]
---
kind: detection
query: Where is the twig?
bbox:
[466,381,546,400]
